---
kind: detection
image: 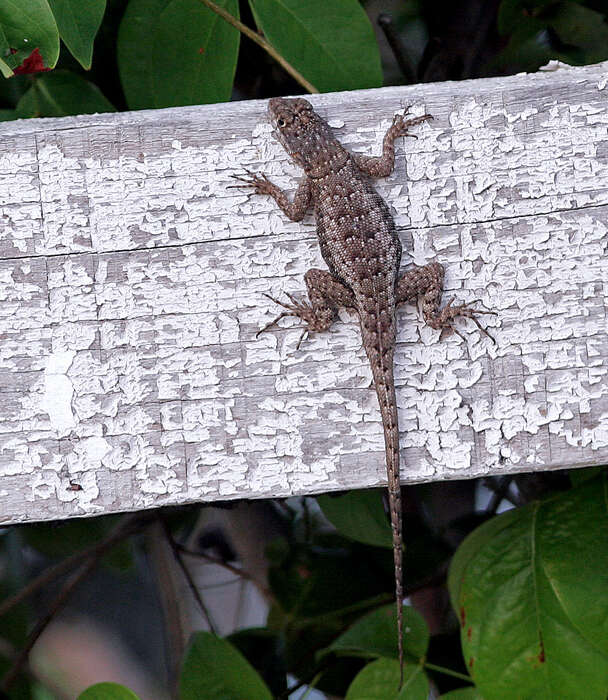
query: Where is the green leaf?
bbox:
[0,109,17,120]
[0,0,59,75]
[16,70,115,118]
[324,603,429,661]
[118,0,239,110]
[440,688,485,699]
[248,0,382,92]
[227,629,287,698]
[117,0,170,110]
[47,0,106,69]
[448,474,608,700]
[318,490,392,548]
[345,658,429,700]
[546,1,608,63]
[77,683,141,700]
[179,631,272,700]
[497,0,554,35]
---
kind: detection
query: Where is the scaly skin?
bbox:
[234,97,494,690]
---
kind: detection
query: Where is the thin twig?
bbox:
[198,0,319,94]
[0,514,143,693]
[423,661,472,682]
[162,524,218,635]
[277,662,329,700]
[175,543,273,599]
[0,515,144,620]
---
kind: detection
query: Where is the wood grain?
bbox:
[1,61,608,524]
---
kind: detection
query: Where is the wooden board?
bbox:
[1,60,608,524]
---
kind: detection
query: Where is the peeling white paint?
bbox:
[1,61,608,524]
[40,350,76,436]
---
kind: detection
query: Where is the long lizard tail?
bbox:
[363,321,404,689]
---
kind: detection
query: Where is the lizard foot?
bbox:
[256,293,333,349]
[430,297,497,344]
[229,169,275,196]
[391,110,434,140]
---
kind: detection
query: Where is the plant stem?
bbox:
[424,661,472,682]
[198,0,319,94]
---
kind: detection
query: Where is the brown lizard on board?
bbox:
[233,97,494,688]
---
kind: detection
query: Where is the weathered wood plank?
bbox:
[1,61,608,524]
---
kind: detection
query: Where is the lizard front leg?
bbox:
[258,269,354,347]
[232,170,312,221]
[354,109,433,178]
[396,262,496,342]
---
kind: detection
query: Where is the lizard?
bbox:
[233,97,494,689]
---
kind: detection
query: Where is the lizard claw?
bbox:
[229,170,275,195]
[256,293,306,340]
[391,111,434,140]
[256,292,331,345]
[432,299,497,345]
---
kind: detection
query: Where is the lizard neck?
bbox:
[304,146,349,179]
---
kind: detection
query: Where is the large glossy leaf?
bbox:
[16,70,115,118]
[448,474,608,700]
[323,603,429,661]
[345,658,428,700]
[318,490,392,548]
[117,0,170,110]
[248,0,382,92]
[78,683,141,700]
[179,631,272,700]
[118,0,239,110]
[0,0,59,76]
[47,0,106,69]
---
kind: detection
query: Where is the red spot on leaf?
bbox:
[538,632,545,664]
[468,657,474,670]
[460,606,466,628]
[13,48,49,75]
[467,626,472,640]
[198,47,205,54]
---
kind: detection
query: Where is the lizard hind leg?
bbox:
[395,261,496,342]
[256,269,355,345]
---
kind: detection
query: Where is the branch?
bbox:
[0,514,145,693]
[175,543,273,599]
[198,0,319,94]
[0,515,145,620]
[162,524,219,634]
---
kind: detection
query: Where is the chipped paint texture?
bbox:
[1,62,608,524]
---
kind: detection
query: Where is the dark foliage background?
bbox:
[0,1,607,699]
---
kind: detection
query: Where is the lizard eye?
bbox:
[277,118,286,128]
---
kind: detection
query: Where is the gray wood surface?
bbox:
[1,61,608,525]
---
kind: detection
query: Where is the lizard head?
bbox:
[267,97,342,176]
